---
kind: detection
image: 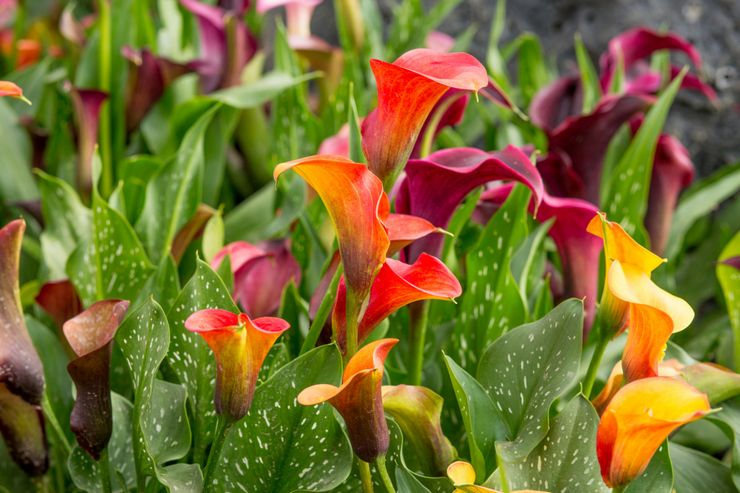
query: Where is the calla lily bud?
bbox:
[447,461,548,492]
[64,299,130,459]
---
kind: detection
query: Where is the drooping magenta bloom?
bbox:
[212,239,302,317]
[298,338,397,462]
[362,49,489,187]
[396,145,544,262]
[65,83,108,196]
[0,219,48,475]
[64,300,130,459]
[185,309,290,421]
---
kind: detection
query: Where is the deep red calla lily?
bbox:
[529,75,582,134]
[64,300,130,459]
[185,309,290,421]
[332,254,461,350]
[362,48,488,187]
[297,338,397,462]
[66,83,108,196]
[396,145,544,262]
[35,279,83,331]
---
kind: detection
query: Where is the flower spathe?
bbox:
[297,338,397,462]
[446,461,548,493]
[587,213,694,381]
[596,377,711,488]
[185,309,290,421]
[0,80,30,103]
[362,48,488,187]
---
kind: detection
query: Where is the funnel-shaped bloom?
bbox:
[529,75,582,133]
[385,213,446,256]
[64,300,130,459]
[0,80,30,103]
[297,338,397,462]
[274,156,389,304]
[256,0,322,39]
[597,377,711,488]
[66,83,108,196]
[446,461,548,493]
[185,309,289,421]
[123,47,196,132]
[587,213,694,380]
[362,49,488,186]
[382,385,456,476]
[35,279,83,330]
[396,145,544,261]
[332,254,461,350]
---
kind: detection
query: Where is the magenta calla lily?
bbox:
[66,83,108,196]
[396,145,544,262]
[529,75,582,133]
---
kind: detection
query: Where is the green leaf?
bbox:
[667,163,740,258]
[132,255,181,313]
[206,71,317,109]
[212,345,352,492]
[444,355,506,480]
[455,185,529,371]
[478,299,583,459]
[707,397,740,490]
[202,209,224,264]
[514,34,550,107]
[717,232,740,370]
[0,100,37,201]
[395,467,432,493]
[166,259,238,465]
[574,33,601,114]
[603,69,687,237]
[510,219,552,320]
[624,443,673,493]
[497,395,607,493]
[348,84,365,164]
[670,442,735,493]
[136,106,217,264]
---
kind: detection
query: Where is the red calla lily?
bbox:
[66,83,108,196]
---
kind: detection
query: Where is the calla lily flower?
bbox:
[529,75,582,133]
[587,213,694,381]
[256,0,322,40]
[396,145,544,262]
[446,461,547,493]
[65,83,108,196]
[171,203,217,263]
[185,309,290,421]
[0,219,48,475]
[425,31,455,53]
[64,300,130,459]
[35,279,83,331]
[385,213,447,255]
[318,123,352,157]
[122,47,196,132]
[332,254,461,350]
[297,338,397,462]
[362,49,488,187]
[0,80,30,103]
[596,377,711,488]
[212,240,301,317]
[382,385,456,476]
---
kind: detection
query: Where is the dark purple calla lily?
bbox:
[122,47,196,132]
[66,83,107,196]
[64,300,130,459]
[395,145,544,262]
[529,75,582,133]
[35,279,83,329]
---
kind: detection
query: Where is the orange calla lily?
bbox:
[587,212,694,381]
[297,338,397,462]
[0,80,30,104]
[185,309,290,421]
[385,213,446,256]
[596,377,711,488]
[363,49,488,187]
[446,461,548,493]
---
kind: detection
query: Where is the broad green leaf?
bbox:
[667,162,740,258]
[68,393,137,493]
[497,396,607,493]
[717,232,740,370]
[202,106,240,205]
[444,355,506,480]
[207,72,317,109]
[396,467,432,493]
[132,255,180,313]
[514,34,550,107]
[67,192,154,306]
[212,345,352,492]
[478,299,583,459]
[136,106,217,263]
[707,397,740,490]
[603,69,686,237]
[510,219,552,320]
[0,100,37,201]
[348,85,365,164]
[624,444,673,493]
[670,442,735,493]
[118,155,165,225]
[166,260,238,465]
[455,185,529,371]
[574,33,601,114]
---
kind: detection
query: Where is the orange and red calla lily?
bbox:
[362,48,488,187]
[185,309,290,421]
[446,461,548,493]
[297,338,397,462]
[274,155,389,305]
[0,80,30,103]
[332,254,462,350]
[384,212,446,256]
[596,377,711,488]
[64,299,130,459]
[587,213,694,381]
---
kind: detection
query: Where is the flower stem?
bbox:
[301,264,343,355]
[496,451,510,493]
[612,486,626,493]
[97,0,113,197]
[408,300,430,386]
[582,334,610,399]
[359,459,374,493]
[41,393,72,456]
[375,455,396,493]
[345,289,361,360]
[98,448,113,493]
[203,415,233,492]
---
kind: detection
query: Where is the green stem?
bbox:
[203,415,232,492]
[301,263,344,354]
[97,0,113,197]
[418,94,462,158]
[345,289,361,360]
[612,486,626,493]
[41,393,72,456]
[375,455,396,493]
[496,452,510,493]
[358,459,374,493]
[582,335,610,399]
[408,300,430,386]
[31,476,50,493]
[98,448,113,493]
